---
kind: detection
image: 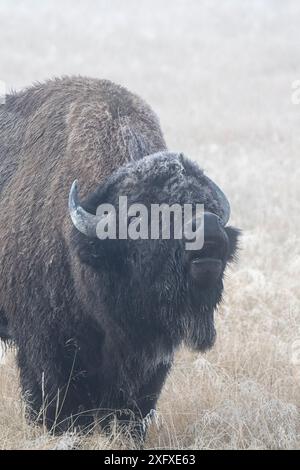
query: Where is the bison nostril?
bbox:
[190,258,223,285]
[189,239,222,261]
[199,240,219,258]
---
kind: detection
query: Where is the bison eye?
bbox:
[190,257,223,286]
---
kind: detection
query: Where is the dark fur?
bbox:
[0,77,239,437]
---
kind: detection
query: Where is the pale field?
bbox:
[0,0,299,449]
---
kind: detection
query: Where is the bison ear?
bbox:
[72,233,125,271]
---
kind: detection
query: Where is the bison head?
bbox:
[69,152,239,352]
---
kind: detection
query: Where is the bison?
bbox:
[0,77,239,439]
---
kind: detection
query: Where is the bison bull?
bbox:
[0,77,239,438]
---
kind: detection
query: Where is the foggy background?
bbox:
[0,1,299,156]
[1,0,299,229]
[0,0,300,449]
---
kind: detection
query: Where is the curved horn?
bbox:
[68,180,99,237]
[205,176,231,225]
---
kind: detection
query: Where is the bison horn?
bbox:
[69,180,99,237]
[205,176,231,226]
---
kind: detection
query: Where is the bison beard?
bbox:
[0,77,239,439]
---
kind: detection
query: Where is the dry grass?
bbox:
[0,0,300,450]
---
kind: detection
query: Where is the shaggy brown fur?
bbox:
[0,77,238,437]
